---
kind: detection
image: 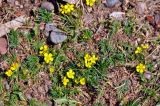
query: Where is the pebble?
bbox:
[144,71,152,80]
[63,0,79,4]
[50,31,67,44]
[109,12,125,20]
[105,0,120,7]
[0,100,4,106]
[41,1,54,11]
[136,2,147,15]
[45,23,67,44]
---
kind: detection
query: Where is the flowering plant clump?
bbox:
[39,45,54,64]
[60,4,74,14]
[39,45,48,56]
[5,62,19,77]
[66,69,75,79]
[44,53,53,64]
[62,77,69,86]
[62,68,86,86]
[80,78,86,85]
[135,44,149,54]
[86,0,96,6]
[84,53,98,68]
[49,66,54,73]
[136,63,146,73]
[5,69,13,77]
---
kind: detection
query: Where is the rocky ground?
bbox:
[0,0,160,106]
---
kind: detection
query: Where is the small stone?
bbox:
[136,2,147,15]
[109,12,125,20]
[0,100,4,106]
[4,81,10,90]
[155,14,160,28]
[45,23,61,37]
[50,31,67,44]
[63,0,79,4]
[45,23,67,44]
[144,71,152,80]
[0,0,2,7]
[105,0,120,8]
[0,37,8,55]
[15,0,19,5]
[41,1,54,11]
[20,5,23,8]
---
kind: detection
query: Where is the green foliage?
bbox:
[54,97,80,106]
[109,20,121,36]
[35,8,53,23]
[32,40,44,52]
[79,29,93,41]
[142,88,157,97]
[29,98,47,106]
[123,100,140,106]
[98,39,114,55]
[116,80,130,100]
[60,15,81,34]
[8,29,20,48]
[22,55,40,76]
[124,18,135,36]
[0,77,3,94]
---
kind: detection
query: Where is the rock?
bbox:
[63,0,79,4]
[144,71,152,80]
[50,31,67,44]
[4,81,10,90]
[45,23,61,37]
[136,2,147,15]
[109,12,125,20]
[45,23,67,44]
[0,100,4,106]
[0,37,8,55]
[0,0,2,7]
[41,1,54,11]
[155,14,160,28]
[105,0,120,7]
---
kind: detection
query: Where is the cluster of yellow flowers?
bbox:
[5,63,19,77]
[62,69,86,86]
[39,45,53,64]
[86,0,96,6]
[135,44,149,54]
[84,53,98,68]
[60,4,74,14]
[136,63,146,74]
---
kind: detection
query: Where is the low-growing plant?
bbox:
[35,8,53,23]
[8,29,20,48]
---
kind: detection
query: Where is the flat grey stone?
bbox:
[105,0,120,7]
[41,1,54,11]
[50,31,67,44]
[45,23,62,37]
[63,0,79,4]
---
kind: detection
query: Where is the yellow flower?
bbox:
[86,0,96,6]
[141,44,149,49]
[84,53,98,68]
[75,79,79,84]
[60,4,74,14]
[136,63,146,73]
[5,70,13,77]
[135,46,142,54]
[80,78,86,85]
[49,66,54,73]
[44,53,53,63]
[39,45,48,56]
[10,63,19,71]
[66,69,75,79]
[62,77,69,86]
